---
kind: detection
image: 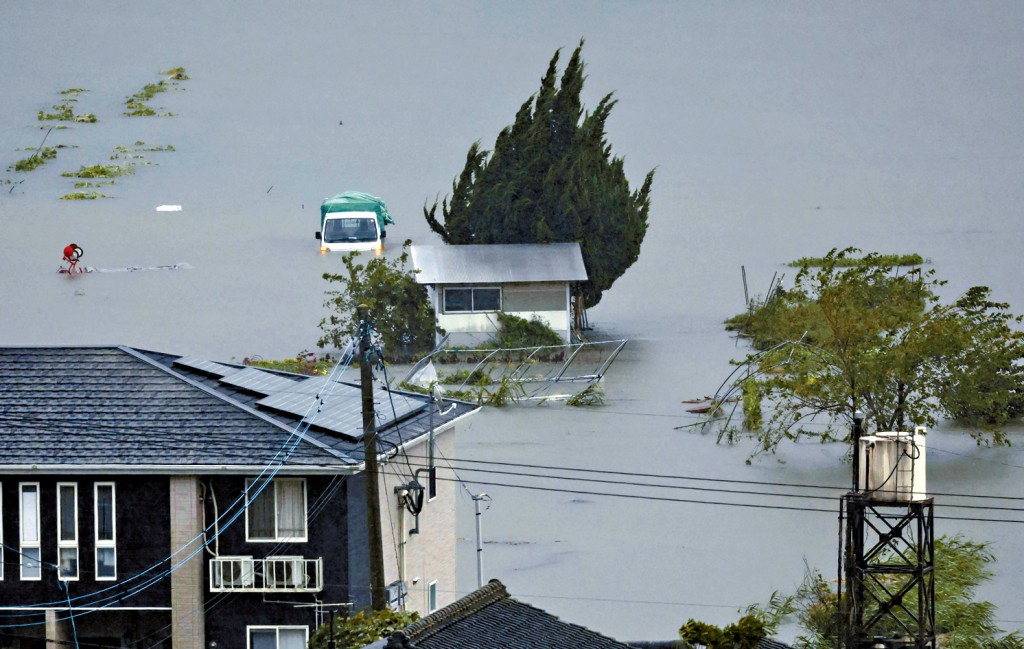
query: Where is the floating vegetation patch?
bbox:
[60,191,110,200]
[9,146,58,172]
[73,180,115,188]
[566,383,605,407]
[787,253,926,268]
[109,141,174,165]
[125,67,189,117]
[38,88,96,123]
[61,164,135,179]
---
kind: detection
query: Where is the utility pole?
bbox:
[472,493,488,589]
[359,305,387,611]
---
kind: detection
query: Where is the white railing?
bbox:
[209,556,323,593]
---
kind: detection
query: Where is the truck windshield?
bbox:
[323,217,378,243]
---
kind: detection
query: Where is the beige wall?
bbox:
[169,476,205,649]
[378,425,458,615]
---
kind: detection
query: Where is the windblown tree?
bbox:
[317,241,438,362]
[424,40,654,319]
[750,535,1024,648]
[717,248,1024,455]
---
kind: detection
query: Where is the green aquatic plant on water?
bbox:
[125,68,188,117]
[61,164,134,179]
[73,180,115,189]
[9,146,57,172]
[60,191,110,200]
[566,382,605,407]
[38,88,96,123]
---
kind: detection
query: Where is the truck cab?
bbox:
[316,211,382,253]
[316,191,394,254]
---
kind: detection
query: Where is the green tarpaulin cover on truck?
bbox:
[320,191,395,232]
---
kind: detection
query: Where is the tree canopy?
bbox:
[750,535,1024,648]
[719,248,1024,455]
[307,609,419,649]
[317,241,438,362]
[423,39,654,310]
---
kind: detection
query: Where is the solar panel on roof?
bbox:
[255,382,428,440]
[173,356,235,377]
[219,367,301,395]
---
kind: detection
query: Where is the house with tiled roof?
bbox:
[0,346,478,649]
[365,578,795,649]
[363,578,637,649]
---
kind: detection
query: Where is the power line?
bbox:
[402,453,1024,504]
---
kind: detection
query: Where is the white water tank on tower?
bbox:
[857,427,927,502]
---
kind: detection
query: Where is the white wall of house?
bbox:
[432,282,572,346]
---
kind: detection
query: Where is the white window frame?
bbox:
[57,482,79,581]
[94,482,117,581]
[442,286,502,313]
[19,483,41,581]
[245,478,308,543]
[428,580,438,613]
[246,625,308,649]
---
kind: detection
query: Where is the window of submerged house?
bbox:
[246,478,307,542]
[443,287,501,313]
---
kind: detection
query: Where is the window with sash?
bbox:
[443,287,501,313]
[58,483,79,580]
[246,478,307,542]
[248,626,307,649]
[95,483,116,580]
[20,483,41,580]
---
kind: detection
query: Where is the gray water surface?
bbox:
[2,2,1023,641]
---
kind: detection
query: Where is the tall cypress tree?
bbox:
[424,39,654,310]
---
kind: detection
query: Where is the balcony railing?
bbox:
[209,556,323,593]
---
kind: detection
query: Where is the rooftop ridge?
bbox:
[402,578,509,638]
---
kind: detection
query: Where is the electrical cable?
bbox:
[399,453,1024,506]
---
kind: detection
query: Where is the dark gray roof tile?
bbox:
[1,346,477,473]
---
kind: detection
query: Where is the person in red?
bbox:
[62,243,83,273]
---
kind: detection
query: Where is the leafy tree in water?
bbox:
[718,247,1024,456]
[423,39,654,314]
[749,535,1024,648]
[318,241,439,362]
[307,609,419,649]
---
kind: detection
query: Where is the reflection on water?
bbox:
[3,1,1024,641]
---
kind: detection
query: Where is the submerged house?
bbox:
[410,243,588,346]
[0,345,477,649]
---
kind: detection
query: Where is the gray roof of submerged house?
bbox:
[0,346,476,474]
[365,579,635,649]
[410,243,588,284]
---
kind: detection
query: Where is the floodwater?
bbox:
[3,1,1024,642]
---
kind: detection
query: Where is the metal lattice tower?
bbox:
[839,413,936,649]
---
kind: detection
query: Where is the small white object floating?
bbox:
[156,205,182,212]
